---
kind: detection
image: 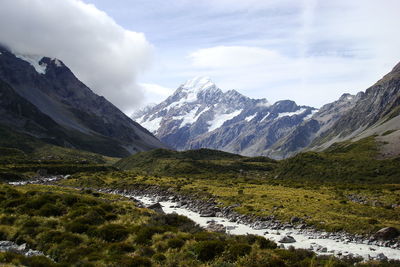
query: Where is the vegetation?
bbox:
[0,183,379,266]
[0,134,400,265]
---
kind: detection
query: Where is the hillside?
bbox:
[0,47,166,157]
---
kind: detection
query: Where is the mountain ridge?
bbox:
[0,47,167,157]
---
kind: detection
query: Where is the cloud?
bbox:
[189,46,283,69]
[133,83,173,114]
[186,45,383,107]
[0,0,153,113]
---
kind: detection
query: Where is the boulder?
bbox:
[279,235,296,243]
[290,216,301,224]
[200,211,216,217]
[206,222,226,233]
[373,227,399,240]
[376,253,388,261]
[147,202,164,213]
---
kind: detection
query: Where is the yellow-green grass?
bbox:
[60,172,400,235]
[0,182,364,266]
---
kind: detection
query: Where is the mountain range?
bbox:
[134,64,400,159]
[0,47,166,157]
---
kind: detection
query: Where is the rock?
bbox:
[278,236,296,243]
[290,216,301,224]
[376,253,388,261]
[147,202,164,213]
[373,227,400,240]
[200,211,216,217]
[206,222,226,233]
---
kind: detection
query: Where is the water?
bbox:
[133,195,400,261]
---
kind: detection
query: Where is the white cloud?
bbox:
[128,83,173,115]
[189,46,283,69]
[0,0,153,113]
[186,45,383,107]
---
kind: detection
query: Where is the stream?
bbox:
[7,177,400,261]
[131,195,400,261]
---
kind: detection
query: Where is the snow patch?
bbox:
[141,117,162,133]
[53,58,62,67]
[260,112,270,122]
[244,113,257,122]
[180,76,217,103]
[173,107,211,128]
[208,109,243,132]
[277,108,307,118]
[15,54,47,74]
[303,109,319,121]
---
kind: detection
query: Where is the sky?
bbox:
[1,0,400,115]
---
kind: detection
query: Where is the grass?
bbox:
[56,136,400,235]
[0,182,375,266]
[60,171,400,235]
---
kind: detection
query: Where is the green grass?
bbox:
[56,136,400,235]
[0,183,373,266]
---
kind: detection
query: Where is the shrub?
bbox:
[152,253,166,263]
[65,221,91,234]
[109,242,135,255]
[96,224,129,242]
[149,213,200,232]
[37,203,65,217]
[121,256,151,267]
[37,230,82,250]
[224,243,252,261]
[190,240,226,261]
[167,237,185,249]
[0,215,16,225]
[135,226,166,245]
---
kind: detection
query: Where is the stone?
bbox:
[278,235,296,243]
[206,222,226,233]
[376,253,388,261]
[373,227,400,240]
[147,202,164,213]
[290,216,301,224]
[200,211,216,217]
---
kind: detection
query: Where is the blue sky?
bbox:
[2,0,400,114]
[84,0,400,111]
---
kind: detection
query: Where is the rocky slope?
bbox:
[0,47,166,157]
[270,62,400,158]
[135,61,400,159]
[133,76,316,156]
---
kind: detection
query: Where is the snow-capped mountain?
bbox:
[133,76,316,156]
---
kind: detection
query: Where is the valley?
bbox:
[0,41,400,266]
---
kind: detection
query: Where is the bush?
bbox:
[190,240,226,261]
[37,203,65,217]
[134,226,166,245]
[108,242,135,255]
[121,256,151,267]
[167,237,185,249]
[95,224,129,242]
[37,230,82,250]
[224,243,252,261]
[149,213,200,232]
[152,253,166,263]
[65,221,91,234]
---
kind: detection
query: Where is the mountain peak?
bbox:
[182,76,215,92]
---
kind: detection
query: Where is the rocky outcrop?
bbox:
[0,241,44,257]
[373,227,400,240]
